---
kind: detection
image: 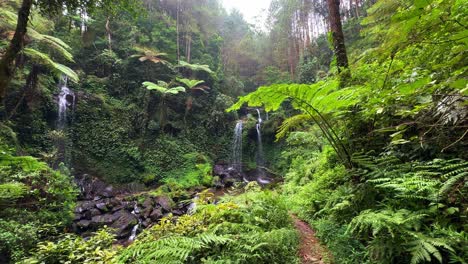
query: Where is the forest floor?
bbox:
[291,215,330,264]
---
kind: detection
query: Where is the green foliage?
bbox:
[22,228,117,264]
[162,152,213,189]
[0,137,76,262]
[177,60,214,75]
[143,81,186,95]
[117,190,299,263]
[312,219,368,264]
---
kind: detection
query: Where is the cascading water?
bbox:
[57,76,75,130]
[232,121,243,172]
[55,76,76,167]
[128,203,142,242]
[255,109,265,177]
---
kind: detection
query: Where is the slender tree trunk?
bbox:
[105,16,112,51]
[187,34,191,63]
[354,0,360,18]
[0,0,33,105]
[176,0,180,63]
[326,0,349,71]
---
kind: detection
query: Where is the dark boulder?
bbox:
[111,210,138,238]
[155,196,173,212]
[96,202,108,212]
[91,214,115,227]
[149,207,163,221]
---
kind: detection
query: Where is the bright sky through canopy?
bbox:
[222,0,271,26]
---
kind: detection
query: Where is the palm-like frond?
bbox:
[131,46,169,64]
[177,78,205,88]
[142,81,185,95]
[176,60,214,75]
[143,81,168,93]
[22,48,78,82]
[29,31,74,62]
[228,80,365,116]
[166,86,186,94]
[0,8,74,62]
[0,8,17,31]
[276,114,312,141]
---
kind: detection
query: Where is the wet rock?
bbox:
[79,201,96,211]
[89,208,101,217]
[142,219,152,228]
[90,214,115,228]
[155,196,173,212]
[76,219,91,229]
[149,208,163,221]
[74,213,83,221]
[96,202,108,212]
[172,209,184,216]
[141,206,153,219]
[111,210,138,238]
[142,197,153,208]
[213,164,244,186]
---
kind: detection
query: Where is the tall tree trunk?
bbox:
[326,0,349,71]
[0,0,33,105]
[176,0,180,63]
[105,16,112,51]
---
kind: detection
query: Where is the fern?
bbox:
[177,61,214,75]
[118,233,231,263]
[275,114,311,141]
[22,48,78,82]
[407,233,454,264]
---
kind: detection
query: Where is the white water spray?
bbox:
[57,76,75,130]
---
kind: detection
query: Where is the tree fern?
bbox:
[22,48,78,82]
[177,61,214,75]
[228,80,369,168]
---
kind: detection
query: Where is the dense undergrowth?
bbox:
[0,126,76,262]
[0,0,466,263]
[229,0,467,263]
[23,186,299,264]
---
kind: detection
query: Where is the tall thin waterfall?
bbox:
[255,109,265,174]
[56,76,75,167]
[231,121,243,172]
[57,76,75,130]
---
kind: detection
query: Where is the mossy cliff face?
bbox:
[70,82,235,185]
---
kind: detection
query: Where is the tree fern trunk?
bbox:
[0,0,33,106]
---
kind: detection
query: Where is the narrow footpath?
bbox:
[291,215,329,264]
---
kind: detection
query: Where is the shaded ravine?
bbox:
[291,215,329,264]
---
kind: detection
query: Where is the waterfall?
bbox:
[128,203,142,242]
[231,121,243,172]
[256,109,263,124]
[255,109,265,175]
[57,76,75,130]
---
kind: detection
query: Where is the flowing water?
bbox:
[255,109,265,176]
[128,203,142,242]
[56,76,76,167]
[231,121,243,172]
[57,76,75,130]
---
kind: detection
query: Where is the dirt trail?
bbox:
[291,215,328,264]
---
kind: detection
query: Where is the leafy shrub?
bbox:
[117,188,299,263]
[162,152,214,188]
[22,228,117,264]
[0,136,77,262]
[312,219,368,264]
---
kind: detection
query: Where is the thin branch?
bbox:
[441,129,468,152]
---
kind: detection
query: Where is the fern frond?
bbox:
[276,114,311,141]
